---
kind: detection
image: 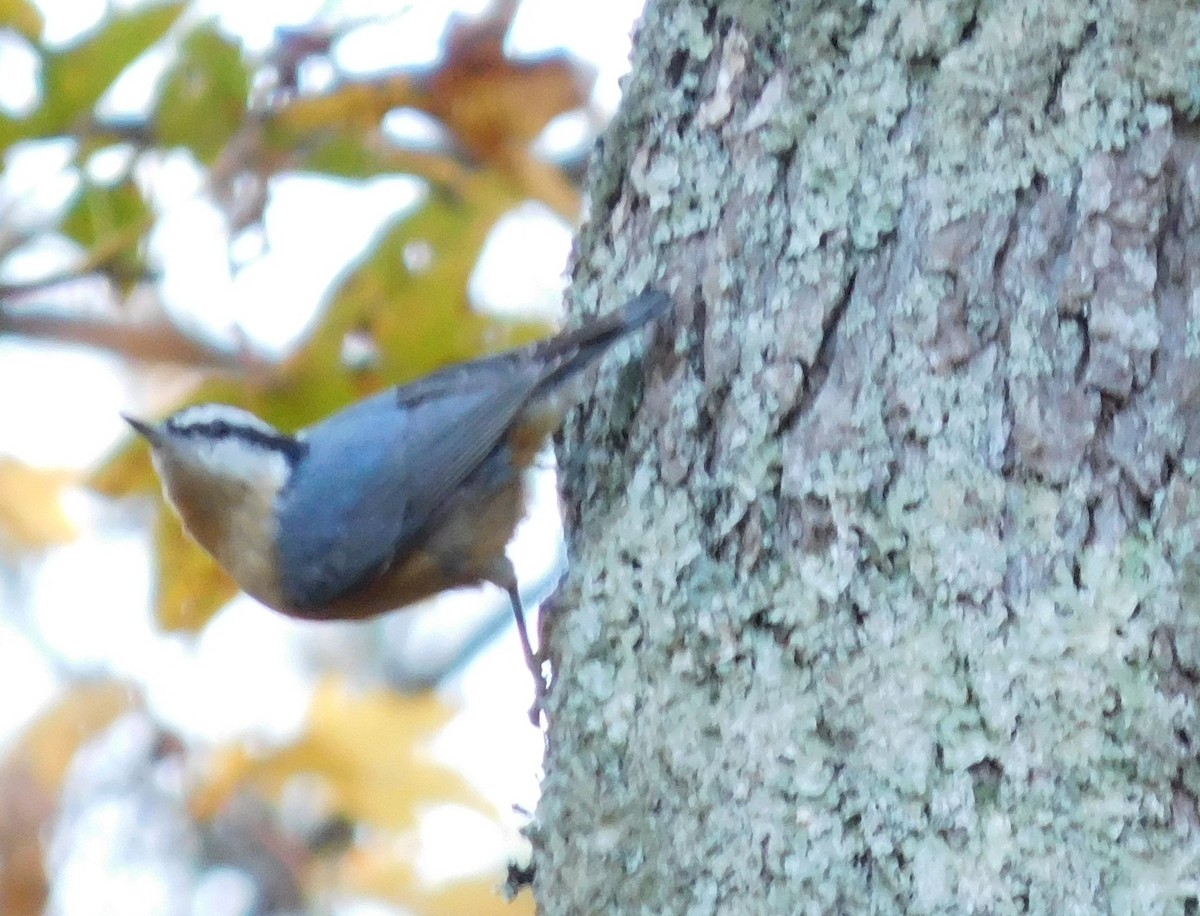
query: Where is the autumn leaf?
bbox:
[7,681,140,792]
[0,0,42,42]
[266,4,586,217]
[152,507,240,631]
[417,10,592,158]
[409,7,590,217]
[90,435,160,498]
[193,677,491,831]
[0,458,77,549]
[0,681,141,915]
[340,846,536,916]
[193,678,532,915]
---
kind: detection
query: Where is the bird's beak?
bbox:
[121,413,161,446]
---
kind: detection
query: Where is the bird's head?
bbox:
[123,405,306,596]
[123,404,305,494]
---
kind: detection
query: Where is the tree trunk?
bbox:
[536,0,1200,912]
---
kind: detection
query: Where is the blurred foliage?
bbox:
[0,682,139,914]
[0,0,598,911]
[0,458,76,548]
[194,678,492,833]
[0,680,535,913]
[193,678,528,910]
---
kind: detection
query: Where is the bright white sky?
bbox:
[0,0,648,907]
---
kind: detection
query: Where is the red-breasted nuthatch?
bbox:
[124,290,670,700]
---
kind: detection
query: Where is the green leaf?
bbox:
[312,170,550,386]
[154,23,249,163]
[37,2,186,135]
[61,177,148,248]
[302,133,390,179]
[0,113,24,154]
[59,176,150,287]
[0,0,43,41]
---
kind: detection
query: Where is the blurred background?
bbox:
[0,0,646,912]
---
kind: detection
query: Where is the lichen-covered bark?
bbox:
[536,0,1200,912]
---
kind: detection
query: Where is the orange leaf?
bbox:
[418,11,593,159]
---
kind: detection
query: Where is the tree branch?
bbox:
[0,307,272,372]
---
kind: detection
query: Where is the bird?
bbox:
[124,289,671,705]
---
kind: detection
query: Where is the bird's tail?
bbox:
[534,288,672,389]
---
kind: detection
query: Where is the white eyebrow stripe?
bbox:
[168,404,280,437]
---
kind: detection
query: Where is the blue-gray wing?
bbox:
[273,288,671,611]
[275,358,538,610]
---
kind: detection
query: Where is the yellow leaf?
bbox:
[336,842,421,906]
[416,874,537,916]
[0,0,43,42]
[90,437,159,497]
[0,459,77,548]
[194,678,489,831]
[153,509,239,632]
[270,74,419,135]
[6,680,139,793]
[340,846,536,916]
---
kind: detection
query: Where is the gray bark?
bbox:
[536,0,1200,912]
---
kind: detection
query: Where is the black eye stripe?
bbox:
[166,418,308,463]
